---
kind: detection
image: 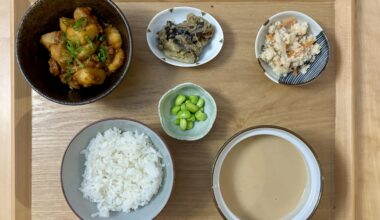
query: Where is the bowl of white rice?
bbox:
[61,118,174,219]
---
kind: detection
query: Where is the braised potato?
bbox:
[105,26,122,49]
[73,7,97,24]
[40,31,61,49]
[66,24,99,45]
[107,49,124,73]
[83,24,100,40]
[73,68,106,87]
[50,44,72,67]
[77,44,97,60]
[59,17,74,32]
[40,7,125,89]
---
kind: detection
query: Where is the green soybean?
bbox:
[180,118,187,130]
[171,106,180,115]
[174,118,180,125]
[196,98,205,108]
[188,115,196,122]
[180,103,187,111]
[178,110,191,119]
[189,95,199,104]
[186,121,194,130]
[195,111,207,121]
[171,94,207,131]
[185,102,199,113]
[175,94,186,106]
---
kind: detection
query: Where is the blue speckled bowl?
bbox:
[255,11,329,85]
[158,83,217,141]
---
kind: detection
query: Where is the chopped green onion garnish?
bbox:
[63,69,75,82]
[84,35,95,49]
[61,17,70,25]
[98,34,105,42]
[72,17,87,31]
[97,44,107,63]
[75,58,85,68]
[66,41,77,63]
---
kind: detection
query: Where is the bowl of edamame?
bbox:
[158,82,217,141]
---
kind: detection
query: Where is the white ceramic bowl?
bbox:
[212,126,323,220]
[146,6,224,67]
[61,118,174,220]
[255,11,330,85]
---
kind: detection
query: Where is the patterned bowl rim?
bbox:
[254,11,330,85]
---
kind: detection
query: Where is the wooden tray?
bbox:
[7,0,358,219]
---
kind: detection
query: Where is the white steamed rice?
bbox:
[79,127,164,218]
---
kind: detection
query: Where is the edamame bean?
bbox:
[195,111,207,121]
[186,121,194,130]
[175,94,186,106]
[180,118,187,130]
[170,94,207,131]
[185,102,199,113]
[189,95,199,104]
[196,98,205,108]
[180,103,187,111]
[188,115,196,122]
[171,106,180,115]
[174,118,180,125]
[178,110,191,119]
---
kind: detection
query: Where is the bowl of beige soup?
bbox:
[212,126,322,220]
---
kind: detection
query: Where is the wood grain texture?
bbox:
[0,0,12,218]
[11,0,33,219]
[334,0,355,219]
[11,0,380,220]
[356,0,380,219]
[30,2,335,219]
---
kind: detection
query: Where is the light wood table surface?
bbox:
[0,0,13,219]
[1,0,379,219]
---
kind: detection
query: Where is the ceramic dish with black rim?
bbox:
[212,126,323,220]
[255,11,329,85]
[61,118,174,220]
[16,0,133,105]
[146,6,224,67]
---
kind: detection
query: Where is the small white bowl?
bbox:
[146,6,224,67]
[255,11,330,85]
[212,126,323,220]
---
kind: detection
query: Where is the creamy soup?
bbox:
[220,135,308,220]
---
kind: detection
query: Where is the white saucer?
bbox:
[146,6,224,67]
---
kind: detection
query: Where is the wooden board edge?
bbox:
[0,0,12,218]
[11,0,32,219]
[8,0,357,219]
[334,0,356,219]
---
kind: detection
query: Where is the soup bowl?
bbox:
[212,126,323,220]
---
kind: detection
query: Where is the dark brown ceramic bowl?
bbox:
[16,0,133,105]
